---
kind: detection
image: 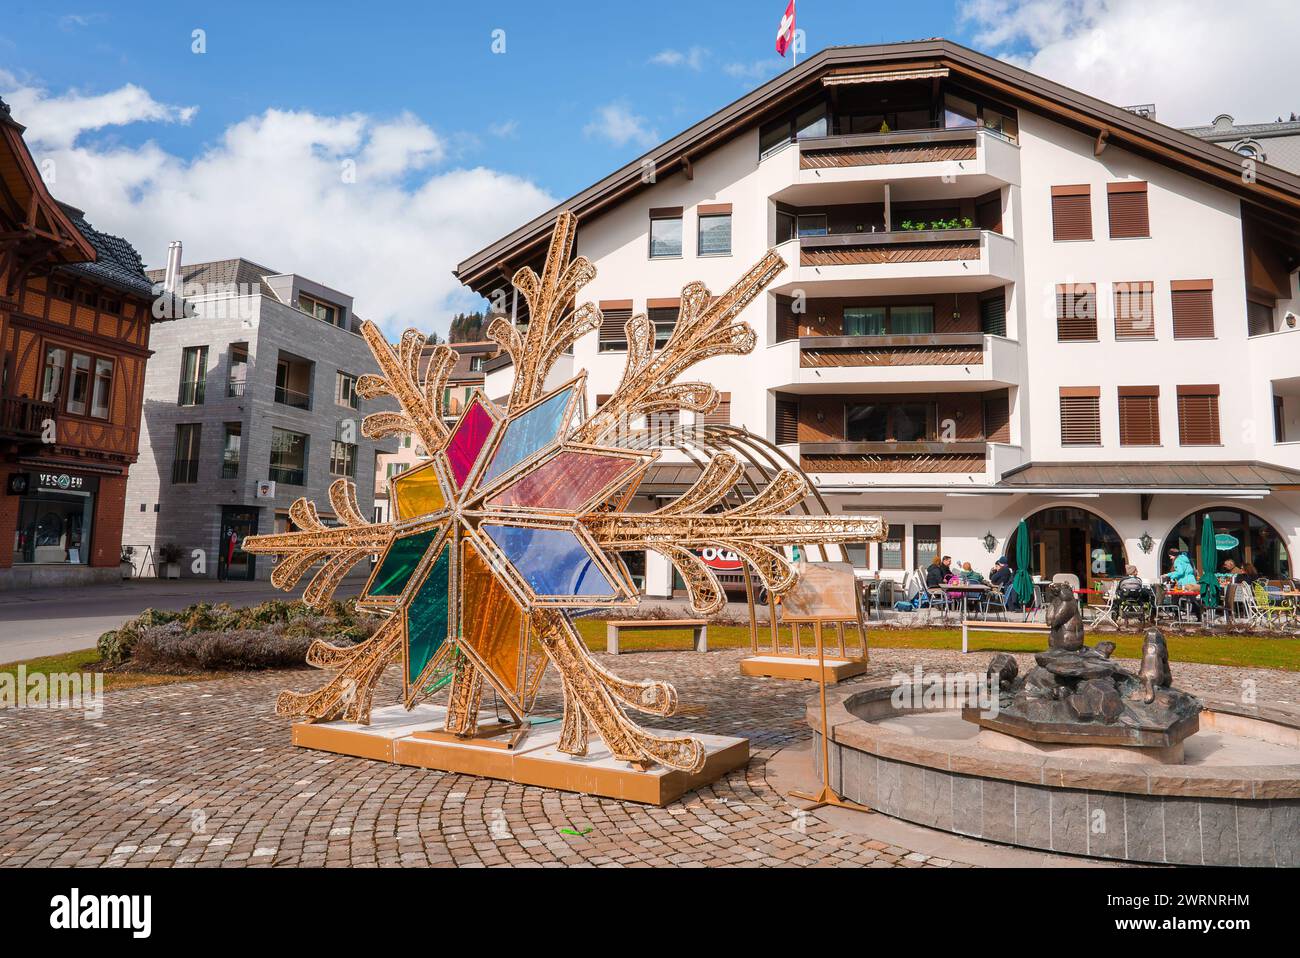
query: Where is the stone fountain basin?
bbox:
[810,681,1300,867]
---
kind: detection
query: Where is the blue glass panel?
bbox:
[482,523,616,599]
[368,527,439,597]
[405,546,450,685]
[480,387,572,487]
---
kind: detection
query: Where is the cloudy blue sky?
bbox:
[2,1,1295,334]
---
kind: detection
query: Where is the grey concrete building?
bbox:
[122,250,396,580]
[1184,113,1300,175]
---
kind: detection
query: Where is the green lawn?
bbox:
[0,648,226,690]
[574,619,1300,671]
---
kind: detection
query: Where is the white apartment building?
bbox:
[456,40,1300,597]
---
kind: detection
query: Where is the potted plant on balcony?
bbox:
[158,543,183,580]
[119,546,135,580]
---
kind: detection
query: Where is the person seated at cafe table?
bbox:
[925,554,952,589]
[1165,548,1199,589]
[1220,558,1240,580]
[1240,562,1265,585]
[959,561,987,585]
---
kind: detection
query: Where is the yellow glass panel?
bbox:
[392,462,446,520]
[460,539,525,698]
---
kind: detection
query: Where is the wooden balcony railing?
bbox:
[798,127,981,170]
[799,229,984,268]
[800,440,987,475]
[800,333,985,368]
[0,396,56,440]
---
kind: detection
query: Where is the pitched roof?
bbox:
[454,38,1300,293]
[56,205,154,298]
[998,461,1300,490]
[143,257,280,299]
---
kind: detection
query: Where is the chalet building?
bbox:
[373,339,497,524]
[122,252,395,580]
[457,40,1300,595]
[0,98,185,589]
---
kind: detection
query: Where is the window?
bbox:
[697,205,732,256]
[41,347,66,404]
[647,303,679,348]
[299,293,342,327]
[889,305,934,335]
[1114,281,1155,340]
[1176,385,1221,445]
[943,93,978,129]
[335,371,359,409]
[776,209,797,244]
[980,294,1007,336]
[775,396,799,444]
[275,357,313,409]
[1056,284,1098,341]
[1247,300,1278,337]
[649,209,683,258]
[843,542,868,568]
[843,304,935,336]
[700,392,731,426]
[330,440,357,478]
[65,353,91,416]
[843,307,885,336]
[469,355,486,372]
[270,428,309,485]
[796,213,828,237]
[222,422,241,479]
[846,402,931,442]
[1275,395,1287,443]
[597,300,633,352]
[914,525,941,571]
[228,344,248,397]
[179,345,207,405]
[1051,185,1092,241]
[386,461,404,479]
[879,525,904,571]
[1059,387,1101,445]
[1171,280,1215,339]
[91,358,113,419]
[758,100,828,157]
[172,423,202,484]
[1107,182,1150,238]
[1118,387,1161,446]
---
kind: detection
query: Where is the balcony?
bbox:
[800,441,988,475]
[769,333,1020,391]
[0,396,56,441]
[274,385,312,410]
[794,127,1020,189]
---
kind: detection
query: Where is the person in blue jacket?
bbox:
[1166,548,1198,589]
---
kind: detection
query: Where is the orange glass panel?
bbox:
[392,461,446,520]
[460,539,525,698]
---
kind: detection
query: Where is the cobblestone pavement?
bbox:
[1,647,1293,867]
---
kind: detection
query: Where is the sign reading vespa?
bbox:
[696,546,743,572]
[37,472,85,491]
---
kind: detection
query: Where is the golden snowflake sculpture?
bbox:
[244,212,885,772]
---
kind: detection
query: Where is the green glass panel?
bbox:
[368,527,439,597]
[405,546,450,684]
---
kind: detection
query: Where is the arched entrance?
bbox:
[1161,508,1291,579]
[1005,506,1127,589]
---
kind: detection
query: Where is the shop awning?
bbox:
[997,461,1300,492]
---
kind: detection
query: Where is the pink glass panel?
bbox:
[486,451,637,511]
[444,400,494,488]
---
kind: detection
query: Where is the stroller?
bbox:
[1115,575,1155,625]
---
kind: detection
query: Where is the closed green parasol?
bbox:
[1199,514,1220,608]
[1012,520,1035,606]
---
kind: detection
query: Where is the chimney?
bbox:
[163,241,183,293]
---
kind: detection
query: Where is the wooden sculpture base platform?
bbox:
[740,654,871,683]
[292,703,749,806]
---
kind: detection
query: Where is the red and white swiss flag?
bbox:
[775,0,797,56]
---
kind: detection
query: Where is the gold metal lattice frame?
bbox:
[243,210,885,773]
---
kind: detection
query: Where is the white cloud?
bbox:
[1,76,554,335]
[583,101,658,148]
[723,59,785,84]
[650,46,709,70]
[488,119,519,138]
[959,0,1300,127]
[1,71,196,149]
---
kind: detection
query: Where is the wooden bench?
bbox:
[605,619,708,655]
[961,619,1048,653]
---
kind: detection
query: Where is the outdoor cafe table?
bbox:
[1168,589,1202,621]
[945,582,990,622]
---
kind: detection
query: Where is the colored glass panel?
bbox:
[391,462,446,520]
[405,546,450,686]
[486,450,638,511]
[368,527,440,597]
[444,399,495,488]
[480,387,572,487]
[460,540,525,697]
[481,522,617,599]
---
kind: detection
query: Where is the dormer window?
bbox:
[299,292,344,327]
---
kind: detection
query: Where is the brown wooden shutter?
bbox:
[597,300,633,351]
[1177,385,1220,445]
[1051,185,1092,241]
[697,202,732,215]
[1118,386,1160,445]
[1114,281,1155,339]
[1059,387,1101,445]
[1107,182,1149,238]
[983,394,1011,443]
[1056,283,1097,340]
[775,397,800,444]
[700,391,731,425]
[1171,280,1215,339]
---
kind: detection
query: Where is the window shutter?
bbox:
[1118,386,1160,445]
[1107,182,1150,239]
[1177,385,1220,445]
[1056,283,1097,341]
[597,300,633,351]
[983,395,1010,443]
[1171,281,1215,339]
[1059,387,1101,445]
[775,397,800,444]
[980,293,1007,336]
[1114,281,1155,339]
[701,392,731,425]
[1051,185,1092,241]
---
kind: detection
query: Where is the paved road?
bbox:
[0,578,310,662]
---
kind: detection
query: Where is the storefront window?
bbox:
[1162,508,1290,580]
[12,473,98,565]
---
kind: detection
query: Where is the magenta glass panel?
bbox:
[444,400,494,488]
[487,451,637,511]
